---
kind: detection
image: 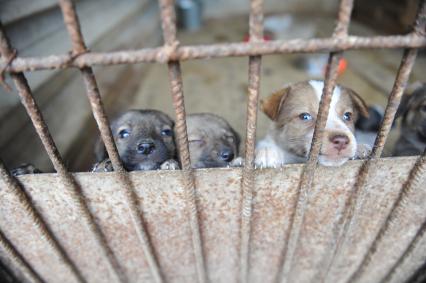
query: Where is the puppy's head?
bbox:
[396,83,426,142]
[262,80,369,166]
[95,110,176,171]
[187,113,240,168]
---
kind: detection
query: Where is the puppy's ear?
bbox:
[230,127,241,155]
[343,87,369,118]
[94,136,107,161]
[261,87,290,121]
[396,93,413,119]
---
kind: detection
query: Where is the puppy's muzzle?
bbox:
[329,134,350,152]
[137,139,156,155]
[219,148,235,162]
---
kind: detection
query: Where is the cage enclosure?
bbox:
[0,0,425,282]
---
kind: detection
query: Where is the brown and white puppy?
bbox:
[394,83,426,156]
[93,109,179,172]
[255,80,370,167]
[187,113,240,168]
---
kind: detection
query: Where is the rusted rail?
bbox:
[58,1,164,282]
[158,0,207,282]
[0,35,425,73]
[239,0,264,282]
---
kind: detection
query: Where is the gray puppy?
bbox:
[186,113,240,168]
[93,109,179,172]
[394,84,426,156]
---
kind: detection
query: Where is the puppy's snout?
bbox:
[137,140,156,155]
[329,134,350,151]
[219,148,234,162]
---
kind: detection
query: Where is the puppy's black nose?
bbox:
[329,134,349,151]
[219,149,234,162]
[137,141,155,155]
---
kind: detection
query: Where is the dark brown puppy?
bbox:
[394,83,426,156]
[187,113,240,168]
[93,109,179,172]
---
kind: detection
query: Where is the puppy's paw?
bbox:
[160,159,180,170]
[255,147,284,168]
[92,159,114,172]
[354,143,372,160]
[11,163,42,176]
[229,157,244,167]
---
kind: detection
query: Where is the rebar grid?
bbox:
[277,1,354,282]
[0,0,425,282]
[0,228,44,283]
[239,1,264,282]
[320,2,425,282]
[58,1,164,282]
[347,149,426,283]
[158,1,207,282]
[0,161,85,283]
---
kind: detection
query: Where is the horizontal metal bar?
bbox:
[1,34,425,73]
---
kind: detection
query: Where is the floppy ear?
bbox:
[94,136,108,161]
[230,127,241,155]
[260,87,290,121]
[395,93,412,119]
[343,87,369,118]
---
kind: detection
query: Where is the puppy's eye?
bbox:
[118,129,130,138]
[161,129,172,136]
[343,112,352,121]
[299,113,312,121]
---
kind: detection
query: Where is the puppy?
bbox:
[93,109,179,172]
[255,80,371,167]
[393,83,426,156]
[187,113,240,168]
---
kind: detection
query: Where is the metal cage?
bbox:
[0,0,425,282]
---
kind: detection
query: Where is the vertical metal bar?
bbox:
[1,21,124,283]
[0,161,85,283]
[347,150,426,283]
[58,1,164,282]
[321,2,425,282]
[278,1,354,282]
[0,229,45,283]
[158,0,207,282]
[380,217,426,283]
[239,0,263,282]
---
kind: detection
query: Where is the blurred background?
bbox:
[0,0,424,172]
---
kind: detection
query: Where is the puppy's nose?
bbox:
[219,149,234,162]
[329,134,349,151]
[137,141,155,155]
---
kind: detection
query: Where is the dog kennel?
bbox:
[0,0,425,282]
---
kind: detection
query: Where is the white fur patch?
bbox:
[255,135,286,167]
[308,80,351,133]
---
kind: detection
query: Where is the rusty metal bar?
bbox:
[58,1,164,282]
[380,215,426,283]
[1,34,425,73]
[239,0,263,282]
[347,150,426,283]
[158,0,207,282]
[320,2,425,282]
[278,1,354,282]
[0,21,125,283]
[0,161,85,283]
[0,228,44,283]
